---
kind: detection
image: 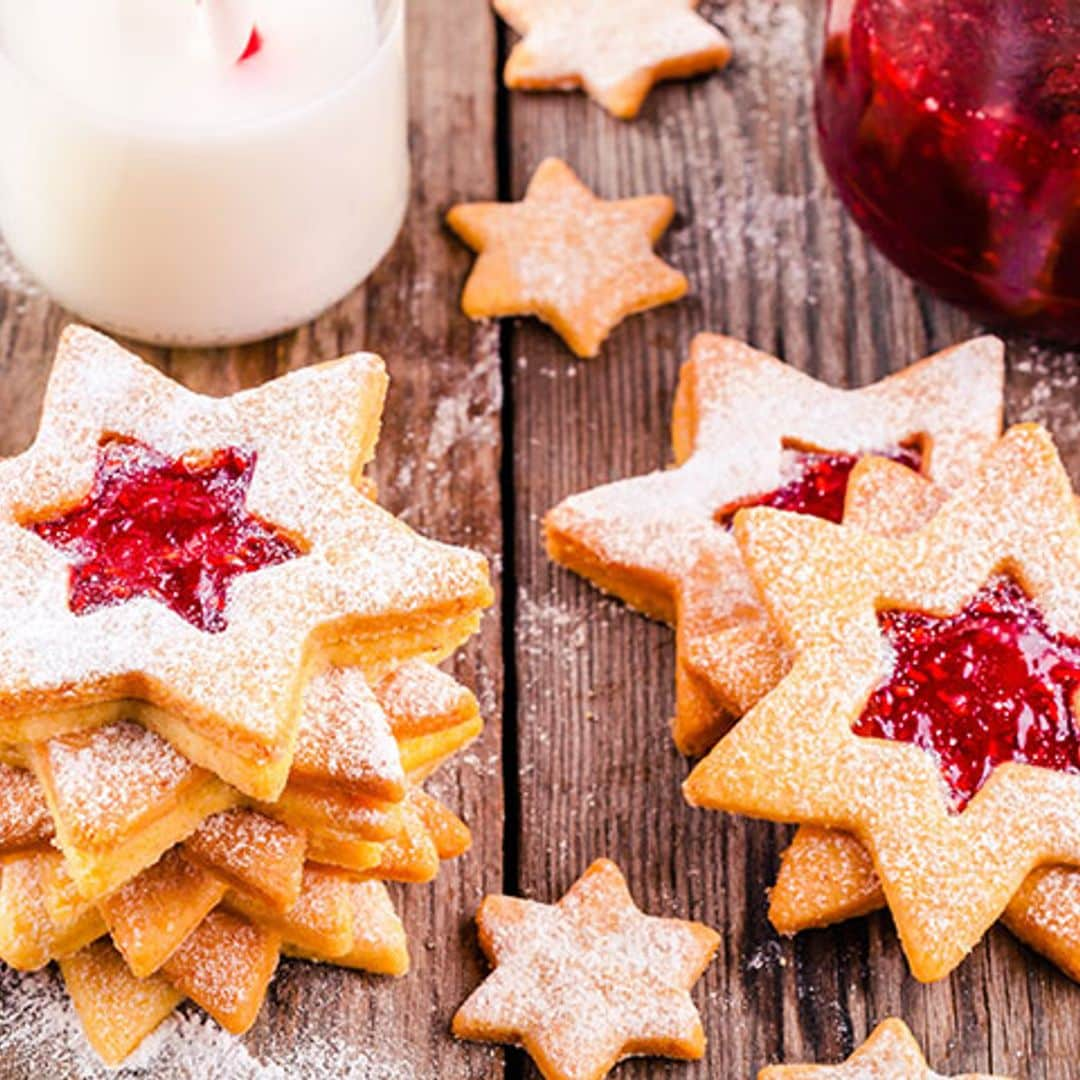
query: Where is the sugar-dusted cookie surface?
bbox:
[453,858,719,1080]
[686,425,1080,982]
[494,0,731,119]
[447,157,687,359]
[0,327,493,801]
[770,458,1080,984]
[545,334,1004,755]
[758,1018,1012,1079]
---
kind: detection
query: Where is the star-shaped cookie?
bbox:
[446,157,688,358]
[453,858,719,1080]
[0,327,492,801]
[758,1018,1011,1079]
[685,424,1080,982]
[545,334,1004,754]
[770,456,1080,984]
[494,0,732,119]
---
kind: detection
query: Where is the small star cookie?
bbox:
[452,858,719,1080]
[758,1018,1011,1079]
[494,0,732,119]
[545,334,1004,754]
[446,157,688,358]
[685,424,1080,982]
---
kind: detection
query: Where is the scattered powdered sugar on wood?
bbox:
[424,335,502,462]
[0,963,420,1079]
[0,237,43,299]
[1009,342,1080,480]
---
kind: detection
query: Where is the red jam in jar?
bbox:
[817,0,1080,340]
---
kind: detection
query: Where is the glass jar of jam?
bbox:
[817,0,1080,341]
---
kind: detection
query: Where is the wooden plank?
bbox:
[507,2,1080,1079]
[0,1,504,1077]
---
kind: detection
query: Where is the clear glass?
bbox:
[816,0,1080,342]
[0,0,408,346]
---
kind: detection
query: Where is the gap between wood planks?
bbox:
[493,14,527,1080]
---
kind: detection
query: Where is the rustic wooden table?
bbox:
[1,1,1078,1077]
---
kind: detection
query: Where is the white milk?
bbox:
[0,0,408,345]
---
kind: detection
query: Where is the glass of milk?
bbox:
[0,0,408,346]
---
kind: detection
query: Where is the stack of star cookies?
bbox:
[545,331,1080,987]
[0,327,494,1065]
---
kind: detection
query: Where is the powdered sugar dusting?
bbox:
[545,334,1005,748]
[448,159,687,358]
[0,238,43,299]
[293,667,404,799]
[772,457,1080,975]
[0,327,491,798]
[454,859,718,1076]
[162,910,277,1021]
[45,720,201,847]
[1009,343,1080,475]
[0,762,53,850]
[497,0,731,117]
[375,660,477,739]
[688,425,1080,981]
[0,964,418,1079]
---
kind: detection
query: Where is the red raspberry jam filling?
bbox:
[28,439,302,634]
[717,445,922,528]
[854,576,1080,811]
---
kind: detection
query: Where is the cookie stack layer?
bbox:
[0,328,494,1065]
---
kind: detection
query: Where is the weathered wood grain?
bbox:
[2,0,1079,1077]
[506,2,1080,1079]
[0,2,504,1077]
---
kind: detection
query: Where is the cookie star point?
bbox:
[448,157,687,359]
[494,0,732,119]
[453,858,719,1080]
[758,1018,1011,1079]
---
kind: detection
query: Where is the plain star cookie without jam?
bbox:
[446,157,688,359]
[758,1018,1012,1079]
[0,327,492,801]
[494,0,732,119]
[685,424,1080,982]
[769,456,1080,984]
[452,858,719,1080]
[544,334,1004,755]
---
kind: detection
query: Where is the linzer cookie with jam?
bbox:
[685,424,1080,982]
[493,0,732,119]
[545,333,1004,755]
[769,455,1080,984]
[0,326,492,800]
